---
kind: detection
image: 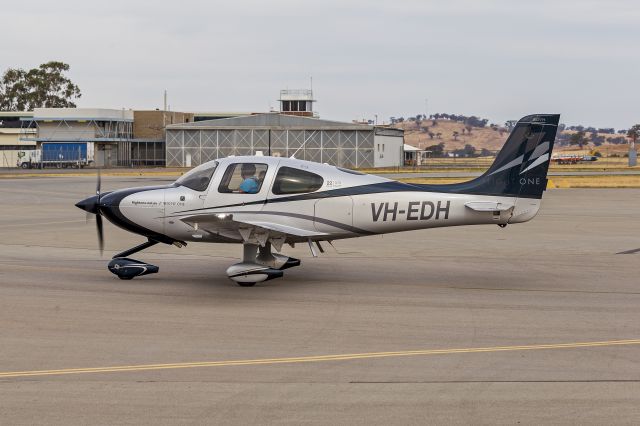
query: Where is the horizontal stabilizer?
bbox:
[465,201,515,212]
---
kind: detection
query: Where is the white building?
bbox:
[20,108,133,167]
[0,112,35,167]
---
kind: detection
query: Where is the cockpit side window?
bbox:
[174,161,218,192]
[272,166,324,195]
[218,163,268,194]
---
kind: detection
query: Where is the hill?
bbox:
[399,119,507,153]
[396,118,633,157]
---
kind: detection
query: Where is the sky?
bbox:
[3,0,639,129]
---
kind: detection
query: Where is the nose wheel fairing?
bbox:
[108,258,159,280]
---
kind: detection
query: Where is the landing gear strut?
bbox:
[226,242,301,287]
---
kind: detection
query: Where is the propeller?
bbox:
[95,170,104,255]
[75,170,104,255]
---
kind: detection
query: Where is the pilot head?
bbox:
[241,163,256,178]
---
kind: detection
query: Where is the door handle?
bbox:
[199,195,207,200]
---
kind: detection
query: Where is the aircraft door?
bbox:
[314,196,353,234]
[204,161,273,212]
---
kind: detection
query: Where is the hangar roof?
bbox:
[166,113,374,131]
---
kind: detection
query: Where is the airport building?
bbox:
[278,89,317,117]
[5,89,404,169]
[165,113,404,168]
[19,108,134,167]
[0,111,35,167]
[16,108,193,167]
[131,110,193,166]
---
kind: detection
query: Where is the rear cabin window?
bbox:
[272,167,324,195]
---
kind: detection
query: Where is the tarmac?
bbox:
[1,176,639,425]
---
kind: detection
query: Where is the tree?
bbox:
[465,125,472,135]
[0,61,81,110]
[463,144,476,157]
[452,131,459,141]
[569,131,587,149]
[607,136,627,145]
[627,125,640,145]
[452,144,477,158]
[425,142,445,157]
[590,132,604,146]
[427,131,435,140]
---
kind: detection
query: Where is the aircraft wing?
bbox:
[179,213,327,248]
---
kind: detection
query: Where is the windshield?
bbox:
[175,161,218,191]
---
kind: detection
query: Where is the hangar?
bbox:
[165,113,404,169]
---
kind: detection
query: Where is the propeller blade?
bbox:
[96,169,102,199]
[96,212,104,255]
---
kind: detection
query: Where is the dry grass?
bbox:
[360,157,639,174]
[398,175,640,188]
[547,175,640,188]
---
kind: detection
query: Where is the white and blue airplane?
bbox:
[76,114,559,286]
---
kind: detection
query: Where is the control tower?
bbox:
[279,89,317,117]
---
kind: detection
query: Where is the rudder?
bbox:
[479,114,560,199]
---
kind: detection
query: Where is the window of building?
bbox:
[272,166,324,195]
[218,163,268,194]
[174,161,218,191]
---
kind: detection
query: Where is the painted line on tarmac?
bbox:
[1,339,639,379]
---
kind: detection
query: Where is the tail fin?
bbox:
[443,114,560,199]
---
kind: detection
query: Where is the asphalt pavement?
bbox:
[1,176,639,425]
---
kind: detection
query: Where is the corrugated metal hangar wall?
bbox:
[165,114,403,168]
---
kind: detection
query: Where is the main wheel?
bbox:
[237,282,256,287]
[21,162,30,169]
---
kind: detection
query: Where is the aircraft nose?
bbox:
[75,195,100,214]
